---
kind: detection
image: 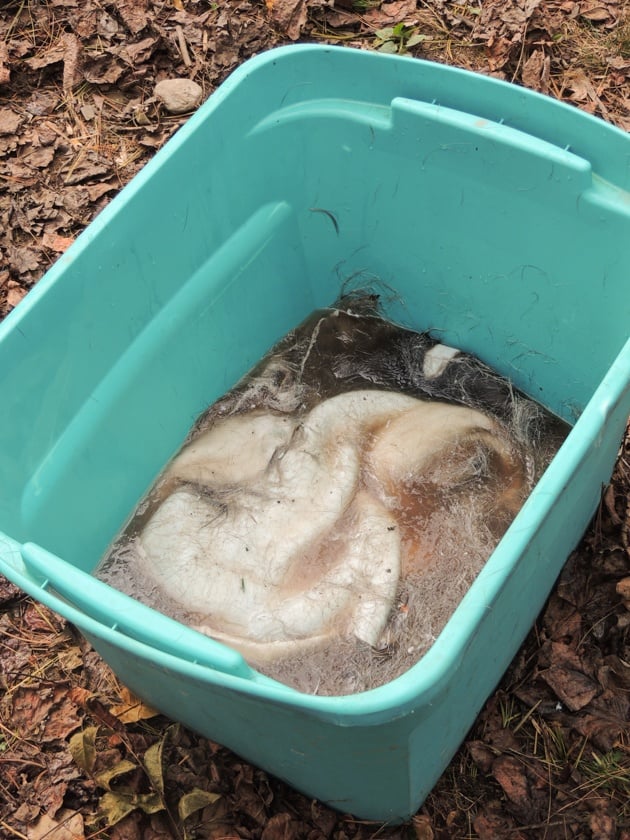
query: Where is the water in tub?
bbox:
[96,293,568,695]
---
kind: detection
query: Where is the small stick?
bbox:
[176,25,192,67]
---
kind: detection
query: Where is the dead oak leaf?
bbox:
[87,181,118,202]
[541,664,600,711]
[25,40,67,70]
[521,49,550,93]
[27,809,85,840]
[580,2,615,23]
[260,812,300,840]
[109,685,159,724]
[115,37,159,66]
[42,233,75,253]
[83,54,126,86]
[27,146,57,169]
[589,803,617,839]
[7,285,28,308]
[0,108,23,135]
[363,0,419,26]
[113,0,149,34]
[265,0,308,40]
[11,683,83,742]
[8,245,41,276]
[0,42,10,86]
[491,755,531,810]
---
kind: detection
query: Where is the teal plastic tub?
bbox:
[1,45,629,822]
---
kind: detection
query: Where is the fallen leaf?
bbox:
[589,803,617,839]
[261,813,298,840]
[412,813,435,840]
[99,790,165,827]
[69,726,99,773]
[364,0,419,26]
[467,739,496,773]
[87,182,119,202]
[177,788,222,821]
[113,0,149,34]
[7,286,27,308]
[27,810,84,840]
[109,685,160,723]
[265,0,308,40]
[143,738,166,798]
[25,39,67,70]
[83,55,126,85]
[0,42,9,85]
[0,573,21,603]
[27,146,57,168]
[95,758,138,790]
[616,577,630,601]
[580,3,613,22]
[8,246,41,276]
[492,755,530,810]
[541,665,600,711]
[0,108,22,135]
[521,48,550,93]
[43,233,76,253]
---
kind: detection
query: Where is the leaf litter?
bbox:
[1,0,630,837]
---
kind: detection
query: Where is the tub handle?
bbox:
[390,97,593,190]
[19,542,254,680]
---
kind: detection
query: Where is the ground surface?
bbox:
[1,1,630,838]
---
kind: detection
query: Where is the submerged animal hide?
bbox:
[97,294,567,694]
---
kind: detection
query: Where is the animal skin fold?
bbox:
[136,389,524,662]
[97,297,569,693]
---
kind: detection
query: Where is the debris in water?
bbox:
[96,293,568,694]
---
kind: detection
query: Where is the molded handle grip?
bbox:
[20,542,253,680]
[390,97,593,191]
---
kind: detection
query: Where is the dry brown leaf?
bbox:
[616,576,630,601]
[363,0,418,26]
[0,108,22,135]
[467,739,496,773]
[27,146,57,169]
[27,810,85,840]
[473,804,524,839]
[589,804,617,839]
[541,664,600,711]
[25,40,67,70]
[8,245,41,276]
[86,182,119,202]
[521,49,550,93]
[266,0,308,40]
[43,233,76,253]
[563,68,610,119]
[412,813,435,840]
[0,42,9,85]
[114,0,149,34]
[580,2,614,22]
[83,55,126,85]
[109,685,160,723]
[117,36,159,66]
[260,813,299,840]
[7,286,28,308]
[491,755,530,809]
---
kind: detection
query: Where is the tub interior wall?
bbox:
[2,65,630,570]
